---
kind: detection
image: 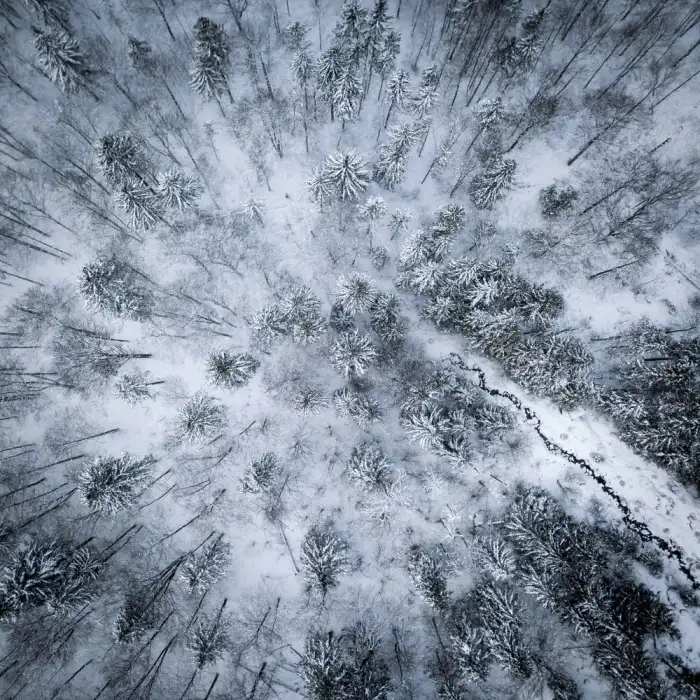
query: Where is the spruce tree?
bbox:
[382,68,411,129]
[97,133,149,187]
[347,443,391,491]
[317,45,347,121]
[181,536,230,594]
[115,177,163,230]
[187,612,230,668]
[32,26,90,93]
[322,150,370,200]
[292,386,328,415]
[206,351,259,388]
[373,122,417,189]
[469,157,517,209]
[190,17,232,103]
[336,272,377,315]
[334,61,362,123]
[175,392,226,443]
[240,453,281,494]
[331,330,377,377]
[300,525,350,595]
[114,370,161,404]
[155,170,202,213]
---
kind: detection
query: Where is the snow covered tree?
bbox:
[190,17,232,103]
[334,0,368,48]
[373,121,417,189]
[300,524,350,595]
[335,272,377,315]
[334,60,362,124]
[31,26,90,93]
[115,177,162,230]
[155,170,202,213]
[286,20,309,50]
[347,442,391,491]
[181,535,230,594]
[240,452,281,494]
[205,351,259,389]
[97,133,149,187]
[78,255,151,320]
[539,183,579,219]
[369,292,407,346]
[389,208,412,239]
[114,370,162,404]
[516,7,547,70]
[292,43,317,116]
[127,37,152,72]
[469,158,517,209]
[187,610,230,668]
[306,166,334,208]
[371,245,389,270]
[382,68,411,128]
[113,591,159,643]
[300,630,349,700]
[401,405,451,451]
[322,150,370,200]
[364,0,389,85]
[374,28,400,98]
[333,387,382,428]
[174,392,226,443]
[472,535,516,581]
[292,386,328,415]
[78,453,154,515]
[331,330,377,377]
[252,304,288,346]
[358,196,387,252]
[317,45,347,121]
[410,70,440,119]
[406,545,449,610]
[25,0,70,29]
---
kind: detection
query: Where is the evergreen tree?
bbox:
[364,0,389,81]
[301,631,349,700]
[317,45,347,121]
[347,442,391,491]
[187,611,230,668]
[374,29,400,97]
[181,536,230,594]
[31,26,90,93]
[389,208,412,239]
[331,330,377,377]
[240,453,281,494]
[371,245,389,270]
[190,17,232,103]
[373,122,417,189]
[333,387,382,427]
[336,272,377,315]
[334,0,368,50]
[175,392,226,443]
[155,170,202,213]
[469,158,517,209]
[114,369,161,404]
[97,133,149,187]
[115,177,162,230]
[292,43,317,115]
[516,8,547,69]
[369,292,407,346]
[300,525,349,595]
[323,150,370,200]
[334,61,362,123]
[383,68,411,128]
[113,591,159,643]
[127,37,153,72]
[306,165,334,207]
[292,386,328,415]
[285,20,309,50]
[358,196,387,252]
[78,255,151,320]
[78,453,154,515]
[406,545,450,610]
[410,68,440,118]
[539,183,579,218]
[205,351,259,388]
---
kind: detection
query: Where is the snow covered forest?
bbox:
[2,0,700,697]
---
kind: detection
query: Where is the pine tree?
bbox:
[115,177,162,230]
[181,536,230,594]
[292,44,317,116]
[371,245,389,270]
[358,196,387,252]
[32,26,90,93]
[317,45,347,121]
[373,122,417,189]
[78,255,151,320]
[469,158,517,209]
[300,525,350,595]
[285,20,309,50]
[306,166,334,207]
[175,392,226,443]
[389,208,412,239]
[190,17,232,103]
[155,170,202,213]
[374,29,400,98]
[292,386,328,415]
[382,69,411,128]
[334,0,369,48]
[97,133,149,186]
[187,611,230,668]
[332,330,377,377]
[78,453,153,514]
[205,351,259,389]
[113,591,160,643]
[252,304,288,346]
[406,545,449,610]
[539,184,579,218]
[369,292,407,346]
[347,443,391,491]
[334,61,362,123]
[410,74,440,119]
[301,631,349,700]
[364,0,389,79]
[323,150,370,200]
[516,8,547,69]
[114,369,161,404]
[333,387,382,428]
[240,453,281,494]
[336,272,377,315]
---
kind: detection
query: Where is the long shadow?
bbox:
[447,352,700,592]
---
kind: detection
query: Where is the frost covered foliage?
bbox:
[175,392,226,443]
[399,367,514,465]
[206,350,259,388]
[406,544,450,611]
[114,370,159,404]
[539,183,579,219]
[336,273,377,315]
[469,158,517,209]
[31,26,90,93]
[78,453,153,514]
[155,170,202,212]
[0,538,100,620]
[115,177,162,230]
[346,443,391,491]
[187,611,229,668]
[292,386,328,415]
[253,286,325,347]
[490,484,680,699]
[181,535,230,594]
[598,319,700,488]
[97,133,149,186]
[300,625,391,700]
[78,255,151,319]
[312,150,370,201]
[333,387,381,427]
[331,330,377,377]
[240,452,281,494]
[300,524,349,595]
[190,17,231,101]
